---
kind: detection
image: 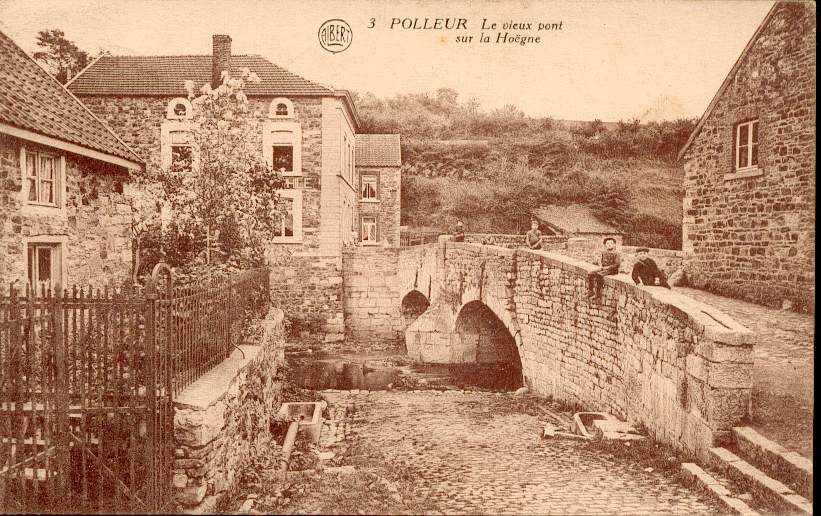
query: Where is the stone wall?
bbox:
[173,308,286,512]
[406,240,755,458]
[463,233,568,249]
[681,2,816,312]
[267,253,344,342]
[356,165,401,247]
[342,247,403,347]
[0,134,133,288]
[340,244,439,349]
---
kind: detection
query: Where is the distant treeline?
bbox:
[352,89,696,250]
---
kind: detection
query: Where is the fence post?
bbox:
[144,278,158,511]
[51,284,69,506]
[227,276,233,353]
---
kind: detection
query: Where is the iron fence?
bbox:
[0,267,269,513]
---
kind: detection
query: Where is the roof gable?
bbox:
[0,31,142,167]
[356,134,402,167]
[67,54,334,97]
[677,2,781,160]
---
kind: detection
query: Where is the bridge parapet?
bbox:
[406,241,754,459]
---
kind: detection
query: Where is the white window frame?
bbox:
[263,121,302,177]
[735,119,759,171]
[361,173,379,202]
[272,189,303,243]
[20,147,66,211]
[166,97,193,120]
[361,216,378,245]
[268,98,294,119]
[23,236,67,290]
[160,120,196,170]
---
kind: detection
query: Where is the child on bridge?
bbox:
[525,219,543,250]
[587,237,621,301]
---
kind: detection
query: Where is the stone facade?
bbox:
[0,134,133,289]
[356,166,401,247]
[77,92,403,339]
[680,2,816,312]
[405,240,755,459]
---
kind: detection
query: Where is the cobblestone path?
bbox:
[675,287,813,458]
[324,390,720,515]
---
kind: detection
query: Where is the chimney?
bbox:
[212,34,232,88]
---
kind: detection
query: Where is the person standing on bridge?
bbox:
[587,237,621,301]
[525,219,543,250]
[631,248,671,289]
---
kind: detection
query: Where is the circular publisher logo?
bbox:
[318,19,352,53]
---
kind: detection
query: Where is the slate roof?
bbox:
[356,134,402,167]
[67,54,334,97]
[0,31,142,165]
[534,204,623,234]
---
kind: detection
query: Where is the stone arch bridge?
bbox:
[364,238,754,459]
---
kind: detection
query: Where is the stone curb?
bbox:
[709,447,813,514]
[733,426,813,500]
[680,462,760,515]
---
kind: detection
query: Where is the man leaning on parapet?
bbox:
[631,247,671,289]
[587,237,620,301]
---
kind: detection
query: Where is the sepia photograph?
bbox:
[0,0,814,513]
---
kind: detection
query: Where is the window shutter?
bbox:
[375,217,380,242]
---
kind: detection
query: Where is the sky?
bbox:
[0,0,775,121]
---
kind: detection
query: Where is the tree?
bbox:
[32,29,90,84]
[149,69,285,269]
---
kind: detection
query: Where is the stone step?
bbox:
[710,447,813,515]
[733,426,813,500]
[680,462,760,515]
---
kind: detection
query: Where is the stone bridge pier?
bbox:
[404,237,755,459]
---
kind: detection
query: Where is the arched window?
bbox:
[166,97,193,120]
[269,97,294,118]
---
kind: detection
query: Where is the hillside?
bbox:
[353,89,695,249]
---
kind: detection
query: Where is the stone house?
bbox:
[0,30,144,291]
[67,34,402,338]
[534,204,623,245]
[678,1,815,312]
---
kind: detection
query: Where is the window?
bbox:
[170,131,193,173]
[27,244,62,290]
[269,98,294,119]
[362,216,377,243]
[735,119,759,170]
[284,177,305,189]
[361,174,378,200]
[272,189,303,242]
[272,144,293,173]
[277,198,295,238]
[166,97,193,120]
[24,151,60,206]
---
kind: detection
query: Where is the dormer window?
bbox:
[166,97,193,120]
[269,97,294,119]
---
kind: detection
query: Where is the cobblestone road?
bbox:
[675,287,814,458]
[324,390,720,515]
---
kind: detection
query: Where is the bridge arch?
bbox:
[400,289,430,325]
[452,300,523,389]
